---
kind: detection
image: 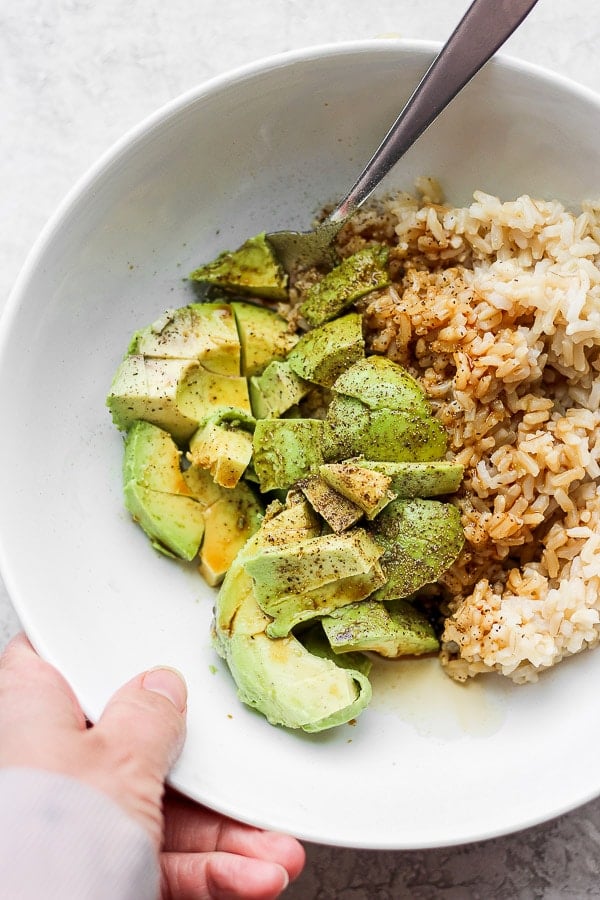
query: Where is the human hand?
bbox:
[0,633,305,899]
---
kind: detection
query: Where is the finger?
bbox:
[0,633,86,741]
[164,792,305,883]
[161,850,291,900]
[87,667,187,844]
[94,666,187,775]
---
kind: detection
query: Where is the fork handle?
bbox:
[329,0,540,223]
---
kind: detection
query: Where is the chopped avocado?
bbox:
[213,528,371,732]
[123,483,205,560]
[106,355,201,444]
[182,463,228,508]
[253,495,321,547]
[263,570,386,638]
[356,460,464,498]
[177,365,252,424]
[252,418,326,492]
[128,303,241,375]
[231,302,298,376]
[319,462,396,519]
[332,356,432,416]
[123,420,190,495]
[368,498,464,601]
[297,475,364,533]
[183,462,262,585]
[287,312,365,387]
[189,233,288,301]
[321,598,439,657]
[187,411,255,488]
[122,423,205,561]
[242,528,384,605]
[326,394,448,462]
[299,246,390,326]
[325,357,448,462]
[198,487,262,586]
[249,360,310,419]
[300,625,372,677]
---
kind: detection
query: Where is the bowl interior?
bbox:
[2,41,600,849]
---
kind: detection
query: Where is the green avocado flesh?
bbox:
[108,232,466,733]
[213,513,372,732]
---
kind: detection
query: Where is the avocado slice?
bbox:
[177,365,252,424]
[252,418,326,492]
[263,569,386,638]
[287,312,365,387]
[326,394,448,462]
[242,528,384,605]
[122,422,205,560]
[183,463,263,585]
[231,302,298,376]
[128,303,241,375]
[299,246,390,326]
[123,420,190,495]
[332,356,432,416]
[187,411,255,488]
[297,475,364,533]
[213,526,372,732]
[249,360,310,419]
[355,460,464,498]
[368,498,464,601]
[189,233,288,301]
[107,355,201,444]
[325,357,448,462]
[321,598,439,657]
[300,625,372,677]
[319,462,396,519]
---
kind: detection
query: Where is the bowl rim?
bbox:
[4,34,600,343]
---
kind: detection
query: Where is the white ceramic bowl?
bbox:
[2,40,600,849]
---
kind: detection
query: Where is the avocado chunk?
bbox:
[246,498,382,638]
[319,462,396,519]
[252,418,326,492]
[287,312,365,387]
[297,475,364,533]
[355,460,464,498]
[300,625,372,677]
[128,303,241,375]
[263,569,387,639]
[326,394,448,462]
[332,356,432,415]
[242,528,384,605]
[321,598,439,657]
[123,420,191,495]
[213,526,372,732]
[183,463,263,585]
[122,422,205,560]
[107,355,201,444]
[368,498,464,601]
[249,360,310,419]
[177,365,252,424]
[325,357,448,462]
[187,411,255,488]
[189,233,288,301]
[299,246,390,326]
[231,302,298,376]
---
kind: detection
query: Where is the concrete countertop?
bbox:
[3,1,600,896]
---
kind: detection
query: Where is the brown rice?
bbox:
[294,182,600,684]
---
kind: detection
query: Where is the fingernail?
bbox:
[142,667,187,712]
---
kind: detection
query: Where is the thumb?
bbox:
[87,667,188,846]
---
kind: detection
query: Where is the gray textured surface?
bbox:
[3,1,600,896]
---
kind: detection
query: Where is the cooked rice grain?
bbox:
[339,185,600,683]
